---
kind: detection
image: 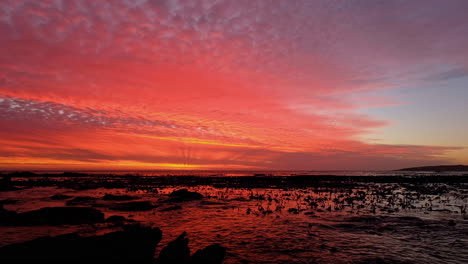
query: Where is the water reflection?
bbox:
[1,179,467,263]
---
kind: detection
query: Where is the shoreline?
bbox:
[2,171,468,191]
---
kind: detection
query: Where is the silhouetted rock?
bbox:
[110,201,155,211]
[156,232,225,264]
[156,232,191,264]
[61,172,89,177]
[0,176,17,191]
[0,204,16,220]
[1,175,12,183]
[66,196,98,206]
[448,220,456,226]
[166,189,203,202]
[0,199,18,205]
[190,244,226,264]
[102,194,137,201]
[0,225,162,264]
[105,215,136,223]
[50,194,73,200]
[7,171,37,177]
[0,206,104,226]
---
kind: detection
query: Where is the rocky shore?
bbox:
[0,184,226,264]
[0,211,226,264]
[0,172,466,263]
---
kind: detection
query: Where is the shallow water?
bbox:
[1,181,467,263]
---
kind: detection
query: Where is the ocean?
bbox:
[1,172,467,263]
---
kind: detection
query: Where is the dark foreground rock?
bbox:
[167,189,203,202]
[0,199,18,205]
[50,194,73,200]
[190,244,226,264]
[0,204,16,219]
[0,225,162,264]
[156,232,191,264]
[0,206,104,226]
[156,232,226,264]
[110,201,155,211]
[0,176,17,191]
[105,215,136,223]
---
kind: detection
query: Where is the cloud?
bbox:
[0,0,466,169]
[426,67,468,82]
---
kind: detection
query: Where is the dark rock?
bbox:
[156,232,226,264]
[110,201,155,211]
[159,205,182,212]
[190,244,226,264]
[334,223,357,229]
[0,204,16,220]
[166,189,203,202]
[0,206,105,226]
[0,224,162,264]
[0,176,17,191]
[50,194,73,200]
[61,172,88,177]
[105,215,136,223]
[156,232,191,264]
[7,171,37,177]
[0,199,18,205]
[1,175,11,183]
[66,196,98,206]
[102,194,137,201]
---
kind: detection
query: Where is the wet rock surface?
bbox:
[1,172,466,264]
[167,189,203,202]
[50,194,73,200]
[105,215,136,223]
[0,199,18,205]
[156,232,226,264]
[0,206,105,226]
[0,225,162,264]
[110,201,155,211]
[0,176,17,191]
[156,232,191,264]
[190,243,226,264]
[0,204,16,220]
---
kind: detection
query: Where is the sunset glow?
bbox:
[1,0,467,170]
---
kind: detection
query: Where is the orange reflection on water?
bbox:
[1,179,466,264]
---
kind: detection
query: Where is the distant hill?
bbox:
[398,165,468,172]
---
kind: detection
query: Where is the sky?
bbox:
[0,0,467,171]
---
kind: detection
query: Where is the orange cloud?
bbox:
[0,0,466,170]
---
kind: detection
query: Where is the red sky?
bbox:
[1,0,467,170]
